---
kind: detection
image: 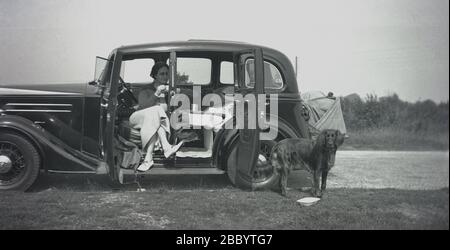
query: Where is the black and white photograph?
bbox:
[0,0,448,234]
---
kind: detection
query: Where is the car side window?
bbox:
[220,61,234,85]
[176,57,211,85]
[120,58,156,83]
[244,59,284,90]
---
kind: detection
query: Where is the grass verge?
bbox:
[0,187,448,230]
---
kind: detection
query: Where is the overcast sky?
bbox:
[0,0,448,102]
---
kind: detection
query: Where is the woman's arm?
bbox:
[138,88,159,110]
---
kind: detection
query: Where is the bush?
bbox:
[342,93,449,134]
[341,93,449,150]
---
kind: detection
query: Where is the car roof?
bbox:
[116,40,281,55]
[114,40,299,93]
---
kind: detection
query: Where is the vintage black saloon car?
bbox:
[0,40,310,191]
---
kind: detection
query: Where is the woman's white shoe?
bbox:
[136,160,154,172]
[164,141,185,158]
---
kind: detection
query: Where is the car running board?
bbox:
[120,167,225,175]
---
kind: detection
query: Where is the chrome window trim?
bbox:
[4,109,72,113]
[6,103,73,107]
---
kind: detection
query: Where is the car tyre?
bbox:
[226,139,279,190]
[0,132,41,191]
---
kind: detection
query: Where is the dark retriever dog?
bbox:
[271,129,344,197]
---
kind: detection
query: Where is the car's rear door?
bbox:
[232,48,265,186]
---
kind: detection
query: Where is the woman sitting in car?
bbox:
[129,62,184,172]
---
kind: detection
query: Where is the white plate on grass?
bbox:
[297,197,320,206]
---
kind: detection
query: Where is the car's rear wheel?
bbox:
[0,133,40,191]
[226,139,279,190]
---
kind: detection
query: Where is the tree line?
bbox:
[341,93,449,134]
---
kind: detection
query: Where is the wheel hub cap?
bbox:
[0,155,12,174]
[258,154,267,163]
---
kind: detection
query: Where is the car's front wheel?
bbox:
[226,139,279,190]
[0,133,40,191]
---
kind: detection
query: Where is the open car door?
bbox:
[103,51,122,181]
[229,48,265,189]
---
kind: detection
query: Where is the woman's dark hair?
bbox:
[150,61,169,78]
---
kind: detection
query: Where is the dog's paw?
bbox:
[311,188,322,197]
